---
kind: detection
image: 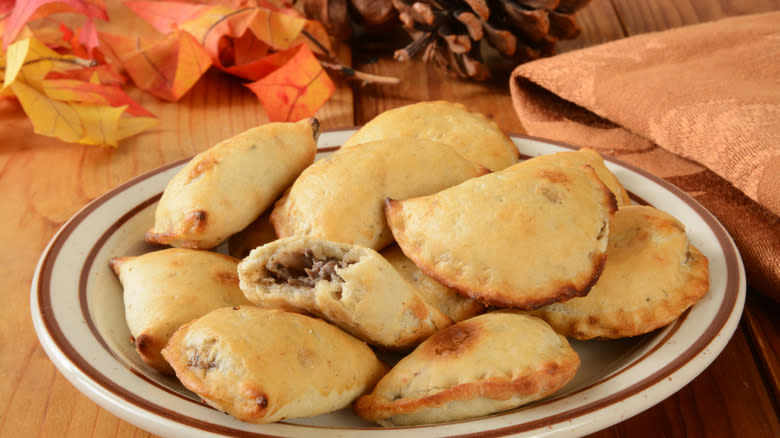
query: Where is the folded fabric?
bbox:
[510,12,779,300]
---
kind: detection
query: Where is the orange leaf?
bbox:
[2,0,107,48]
[99,30,211,101]
[181,5,256,59]
[122,1,209,35]
[245,43,333,122]
[220,41,294,81]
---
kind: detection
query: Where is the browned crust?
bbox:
[145,210,209,248]
[353,354,580,423]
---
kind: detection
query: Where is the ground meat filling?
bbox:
[265,248,353,287]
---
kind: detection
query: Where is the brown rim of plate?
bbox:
[34,132,743,437]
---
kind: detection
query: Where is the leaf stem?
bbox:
[320,61,400,85]
[0,56,98,72]
[300,29,400,86]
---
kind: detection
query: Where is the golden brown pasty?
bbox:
[342,100,519,171]
[386,162,618,310]
[353,310,580,426]
[146,119,319,249]
[237,236,453,350]
[270,138,489,251]
[520,148,632,206]
[162,306,388,424]
[109,248,252,374]
[531,205,710,339]
[381,245,486,323]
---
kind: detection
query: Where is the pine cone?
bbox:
[392,0,592,80]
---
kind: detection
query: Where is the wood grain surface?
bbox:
[1,0,778,437]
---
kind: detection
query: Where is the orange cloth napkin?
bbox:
[510,12,779,300]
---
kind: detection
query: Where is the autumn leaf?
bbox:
[2,0,108,49]
[99,29,212,101]
[246,7,306,50]
[42,78,155,117]
[1,35,158,146]
[2,37,85,89]
[122,1,209,34]
[11,79,83,142]
[246,43,333,122]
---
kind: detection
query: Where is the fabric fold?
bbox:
[510,11,779,300]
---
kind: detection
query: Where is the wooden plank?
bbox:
[743,293,780,408]
[613,0,780,34]
[557,0,627,53]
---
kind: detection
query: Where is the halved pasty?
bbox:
[270,138,489,251]
[109,248,252,374]
[162,306,387,424]
[353,310,580,426]
[146,118,319,249]
[381,245,486,323]
[531,205,710,339]
[237,236,453,350]
[520,148,632,206]
[342,100,519,171]
[386,162,618,310]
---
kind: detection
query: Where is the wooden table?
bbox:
[2,0,778,436]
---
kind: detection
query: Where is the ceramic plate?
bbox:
[31,131,745,437]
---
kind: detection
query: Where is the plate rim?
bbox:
[31,130,746,438]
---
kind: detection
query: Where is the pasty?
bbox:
[520,148,632,206]
[531,205,710,339]
[270,138,489,251]
[342,100,519,171]
[146,118,319,249]
[109,248,252,374]
[237,236,453,350]
[385,162,618,310]
[162,306,387,424]
[381,245,486,323]
[353,311,580,426]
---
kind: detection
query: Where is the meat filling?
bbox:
[266,248,353,287]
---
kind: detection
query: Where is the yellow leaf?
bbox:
[11,80,83,143]
[248,9,306,50]
[2,37,90,91]
[117,116,158,141]
[4,38,56,90]
[71,103,125,147]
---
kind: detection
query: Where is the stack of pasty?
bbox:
[109,101,710,428]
